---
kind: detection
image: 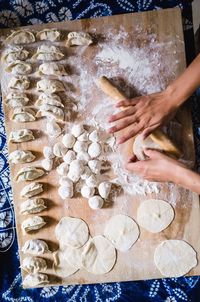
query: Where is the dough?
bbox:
[56,162,69,176]
[81,236,116,275]
[76,151,90,164]
[20,198,46,215]
[41,158,53,171]
[137,199,175,233]
[85,175,98,188]
[104,214,140,251]
[9,129,34,143]
[59,177,73,187]
[8,150,35,164]
[68,159,84,182]
[23,273,49,287]
[12,107,36,122]
[66,32,93,47]
[62,133,76,148]
[98,182,112,199]
[5,30,35,44]
[46,120,62,138]
[62,242,86,270]
[43,146,55,159]
[53,250,78,278]
[8,75,30,90]
[22,239,49,255]
[89,130,100,142]
[55,216,89,248]
[77,131,89,142]
[63,150,76,164]
[88,195,104,209]
[36,28,61,41]
[21,216,46,234]
[15,166,44,182]
[2,45,29,64]
[154,240,197,277]
[88,142,102,158]
[81,185,95,198]
[53,142,67,157]
[71,124,84,137]
[81,166,92,180]
[133,134,163,160]
[58,185,73,199]
[73,141,88,153]
[6,60,32,75]
[88,159,101,174]
[21,256,47,273]
[21,182,43,198]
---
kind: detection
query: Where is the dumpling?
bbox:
[37,62,67,76]
[22,239,50,255]
[23,273,49,288]
[21,256,47,273]
[12,107,36,122]
[8,76,30,91]
[8,150,35,164]
[53,142,67,157]
[46,120,62,138]
[66,31,93,47]
[21,182,43,198]
[36,79,65,94]
[2,45,29,64]
[9,129,34,143]
[36,104,64,121]
[21,216,46,233]
[5,30,35,44]
[5,60,32,75]
[15,166,45,182]
[36,28,61,41]
[20,198,46,215]
[5,92,29,107]
[32,45,64,61]
[35,93,64,108]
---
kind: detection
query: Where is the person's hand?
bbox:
[108,88,179,144]
[125,149,185,183]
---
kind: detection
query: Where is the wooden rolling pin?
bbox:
[96,76,182,158]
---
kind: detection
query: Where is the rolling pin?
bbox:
[96,76,182,158]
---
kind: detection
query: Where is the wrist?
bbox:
[165,83,187,109]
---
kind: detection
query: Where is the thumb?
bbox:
[144,148,163,159]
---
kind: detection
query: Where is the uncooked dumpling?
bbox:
[88,142,102,158]
[21,216,46,233]
[5,30,35,44]
[88,195,104,209]
[22,239,50,255]
[21,256,47,273]
[154,240,197,277]
[53,142,67,157]
[35,93,64,108]
[81,236,116,275]
[46,120,62,138]
[41,158,54,171]
[36,79,65,94]
[8,150,35,164]
[38,62,67,76]
[21,182,43,198]
[43,146,55,159]
[23,273,49,288]
[66,32,93,47]
[55,216,89,248]
[32,44,64,61]
[8,76,30,91]
[133,134,163,160]
[56,162,69,176]
[36,28,61,41]
[20,198,46,215]
[137,199,175,233]
[5,60,32,75]
[2,45,29,63]
[5,92,29,107]
[9,129,34,143]
[58,185,73,199]
[36,104,64,121]
[12,107,36,122]
[98,182,112,199]
[104,214,140,251]
[15,166,45,182]
[62,133,76,148]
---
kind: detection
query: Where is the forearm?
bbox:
[166,54,200,108]
[173,166,200,194]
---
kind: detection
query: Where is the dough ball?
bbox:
[76,151,90,164]
[81,166,92,180]
[104,214,139,251]
[88,195,104,209]
[56,162,69,176]
[154,240,197,277]
[88,159,101,174]
[43,146,55,159]
[81,236,116,274]
[137,199,175,233]
[133,134,163,160]
[41,158,53,171]
[73,141,88,153]
[63,150,76,164]
[85,175,98,188]
[55,216,89,248]
[88,142,102,158]
[59,177,73,187]
[62,133,76,148]
[81,185,95,198]
[77,131,89,142]
[53,142,67,157]
[98,181,112,199]
[68,159,84,182]
[89,130,100,142]
[58,185,73,199]
[71,124,84,137]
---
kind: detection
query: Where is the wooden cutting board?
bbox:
[0,8,200,288]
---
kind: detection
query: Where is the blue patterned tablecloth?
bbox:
[1,1,200,301]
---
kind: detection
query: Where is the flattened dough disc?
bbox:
[53,250,78,278]
[81,236,116,275]
[104,214,140,251]
[154,240,197,277]
[55,216,89,248]
[137,199,175,233]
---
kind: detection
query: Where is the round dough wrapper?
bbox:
[81,236,116,275]
[55,216,89,248]
[137,199,175,233]
[133,134,162,160]
[104,214,139,251]
[53,250,78,277]
[154,240,197,277]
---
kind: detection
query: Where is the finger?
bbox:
[118,123,143,144]
[125,161,145,172]
[109,116,138,134]
[116,99,138,108]
[142,123,161,140]
[143,148,164,159]
[108,107,136,123]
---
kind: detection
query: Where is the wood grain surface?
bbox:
[0,8,199,288]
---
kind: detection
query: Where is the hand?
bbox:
[108,88,178,144]
[125,149,185,183]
